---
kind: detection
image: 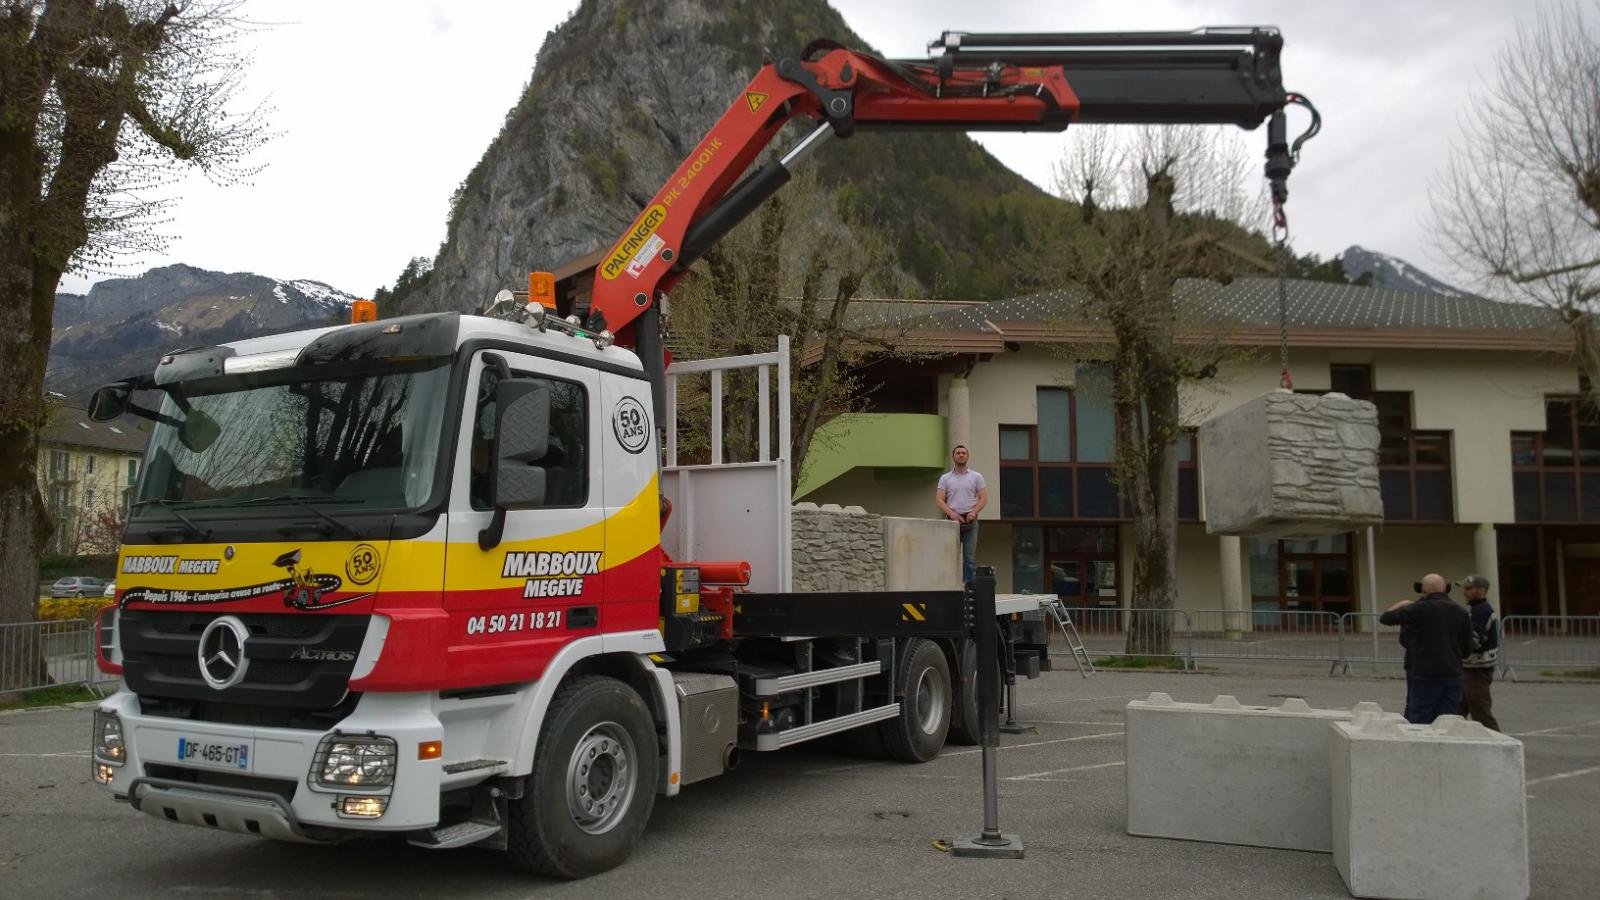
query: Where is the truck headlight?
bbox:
[313,736,397,788]
[93,710,125,765]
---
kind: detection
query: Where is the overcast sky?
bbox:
[60,0,1560,297]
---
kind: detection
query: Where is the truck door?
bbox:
[442,350,605,683]
[595,370,662,635]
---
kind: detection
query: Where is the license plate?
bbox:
[176,736,253,772]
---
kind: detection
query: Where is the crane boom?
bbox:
[575,27,1315,422]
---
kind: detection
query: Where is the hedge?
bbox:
[37,596,115,623]
[39,554,117,581]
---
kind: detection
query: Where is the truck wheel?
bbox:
[948,641,982,746]
[877,638,951,763]
[507,676,659,879]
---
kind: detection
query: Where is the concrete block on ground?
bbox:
[1199,390,1383,536]
[1331,714,1528,900]
[1125,693,1400,852]
[882,516,960,591]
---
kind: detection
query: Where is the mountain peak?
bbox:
[390,0,1058,315]
[1340,245,1465,297]
[49,265,358,402]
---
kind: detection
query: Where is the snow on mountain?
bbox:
[47,264,362,401]
[1340,245,1467,297]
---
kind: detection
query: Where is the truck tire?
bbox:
[507,675,659,879]
[948,641,982,746]
[877,638,951,763]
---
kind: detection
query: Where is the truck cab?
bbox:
[89,307,986,877]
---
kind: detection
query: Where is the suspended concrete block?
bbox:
[1198,390,1383,537]
[1331,715,1528,900]
[1125,693,1402,852]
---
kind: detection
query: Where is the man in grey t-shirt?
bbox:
[936,445,988,584]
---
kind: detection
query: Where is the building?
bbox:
[796,278,1592,620]
[38,404,148,555]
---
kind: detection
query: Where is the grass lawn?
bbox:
[0,683,101,712]
[1092,655,1193,671]
[1544,668,1600,680]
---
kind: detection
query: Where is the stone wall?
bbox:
[1199,390,1383,536]
[791,502,887,593]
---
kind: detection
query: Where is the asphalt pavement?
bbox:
[2,669,1595,899]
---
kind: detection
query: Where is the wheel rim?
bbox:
[911,663,947,735]
[564,721,637,835]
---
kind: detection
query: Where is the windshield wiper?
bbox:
[236,494,366,539]
[130,499,212,540]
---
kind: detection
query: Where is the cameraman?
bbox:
[1379,573,1473,724]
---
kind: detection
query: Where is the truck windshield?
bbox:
[131,365,451,520]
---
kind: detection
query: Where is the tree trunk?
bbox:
[0,252,59,689]
[1124,168,1182,657]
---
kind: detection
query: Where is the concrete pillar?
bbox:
[948,375,971,448]
[1219,534,1244,638]
[1473,523,1501,606]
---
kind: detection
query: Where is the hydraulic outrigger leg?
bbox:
[953,567,1023,859]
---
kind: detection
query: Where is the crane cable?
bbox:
[1275,207,1292,391]
[1269,92,1320,392]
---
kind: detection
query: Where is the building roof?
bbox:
[870,278,1570,355]
[40,405,149,455]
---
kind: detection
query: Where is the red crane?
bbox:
[575,28,1319,420]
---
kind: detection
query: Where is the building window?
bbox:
[49,450,69,481]
[1329,364,1374,400]
[85,455,95,475]
[1512,397,1600,522]
[1249,533,1355,617]
[1303,367,1451,522]
[85,488,96,508]
[999,378,1196,521]
[1495,528,1539,616]
[127,459,138,485]
[1011,524,1119,607]
[1374,393,1452,521]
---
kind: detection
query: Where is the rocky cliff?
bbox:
[390,0,1061,316]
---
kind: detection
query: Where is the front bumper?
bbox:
[128,777,317,842]
[94,690,450,837]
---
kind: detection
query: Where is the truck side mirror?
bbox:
[88,384,132,421]
[491,379,552,509]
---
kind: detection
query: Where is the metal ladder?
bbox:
[1046,599,1096,678]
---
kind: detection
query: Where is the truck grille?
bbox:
[120,609,369,715]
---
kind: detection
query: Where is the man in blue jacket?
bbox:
[1379,573,1473,724]
[1457,574,1501,731]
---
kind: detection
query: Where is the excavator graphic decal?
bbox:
[273,549,372,611]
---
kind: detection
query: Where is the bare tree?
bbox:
[1430,1,1600,395]
[1046,125,1272,655]
[663,164,917,489]
[0,1,266,636]
[71,502,125,555]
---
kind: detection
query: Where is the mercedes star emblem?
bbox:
[197,616,251,690]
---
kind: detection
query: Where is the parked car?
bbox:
[50,576,108,598]
[103,580,117,598]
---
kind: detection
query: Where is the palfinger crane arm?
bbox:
[573,27,1318,423]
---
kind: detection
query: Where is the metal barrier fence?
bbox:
[0,619,110,696]
[1051,607,1600,678]
[1057,607,1194,668]
[1188,609,1344,673]
[1500,616,1600,680]
[1336,613,1407,673]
